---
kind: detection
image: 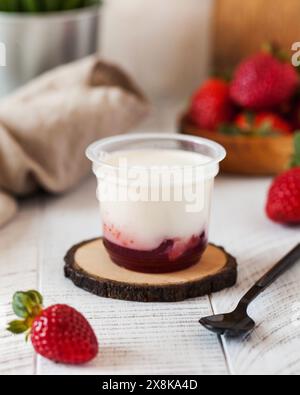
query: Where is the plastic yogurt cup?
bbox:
[86,133,226,273]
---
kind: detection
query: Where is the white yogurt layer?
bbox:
[104,149,212,167]
[95,149,216,251]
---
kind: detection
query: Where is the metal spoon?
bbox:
[200,243,300,338]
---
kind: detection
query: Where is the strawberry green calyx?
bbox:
[7,290,43,335]
[261,42,289,63]
[7,320,29,334]
[291,132,300,168]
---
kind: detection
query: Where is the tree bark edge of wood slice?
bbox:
[64,238,238,303]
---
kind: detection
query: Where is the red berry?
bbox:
[235,112,292,135]
[230,53,299,111]
[188,79,235,130]
[235,114,255,131]
[266,167,300,224]
[7,291,99,365]
[255,113,292,134]
[31,305,98,365]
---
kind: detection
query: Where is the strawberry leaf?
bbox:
[261,42,289,62]
[218,124,241,136]
[244,111,255,127]
[219,121,278,137]
[12,292,32,318]
[26,290,43,306]
[7,320,29,334]
[12,290,43,319]
[256,122,280,136]
[291,132,300,168]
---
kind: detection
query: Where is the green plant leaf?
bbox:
[26,290,43,306]
[7,320,29,334]
[12,292,32,318]
[261,42,290,62]
[0,0,102,12]
[21,0,41,12]
[219,123,245,136]
[291,132,300,167]
[12,290,43,319]
[44,0,60,12]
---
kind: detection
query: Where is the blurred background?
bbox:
[102,0,300,130]
[1,0,300,130]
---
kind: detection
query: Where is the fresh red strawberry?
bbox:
[266,134,300,224]
[255,113,292,134]
[188,79,235,130]
[266,167,300,224]
[7,290,98,365]
[235,112,292,135]
[230,53,299,111]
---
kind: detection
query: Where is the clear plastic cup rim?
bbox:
[86,133,226,171]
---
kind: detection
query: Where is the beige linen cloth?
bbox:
[0,56,148,228]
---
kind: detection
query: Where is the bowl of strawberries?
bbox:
[180,47,300,175]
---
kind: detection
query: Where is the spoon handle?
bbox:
[240,244,300,307]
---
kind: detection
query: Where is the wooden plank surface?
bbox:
[35,177,228,375]
[0,198,40,375]
[1,175,299,375]
[210,177,300,375]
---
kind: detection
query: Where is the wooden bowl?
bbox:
[179,116,294,176]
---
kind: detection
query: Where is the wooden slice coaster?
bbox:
[64,238,238,303]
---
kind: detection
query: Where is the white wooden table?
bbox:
[1,175,300,375]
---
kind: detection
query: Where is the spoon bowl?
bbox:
[200,311,255,337]
[199,244,300,338]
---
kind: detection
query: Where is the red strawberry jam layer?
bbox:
[103,232,207,274]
